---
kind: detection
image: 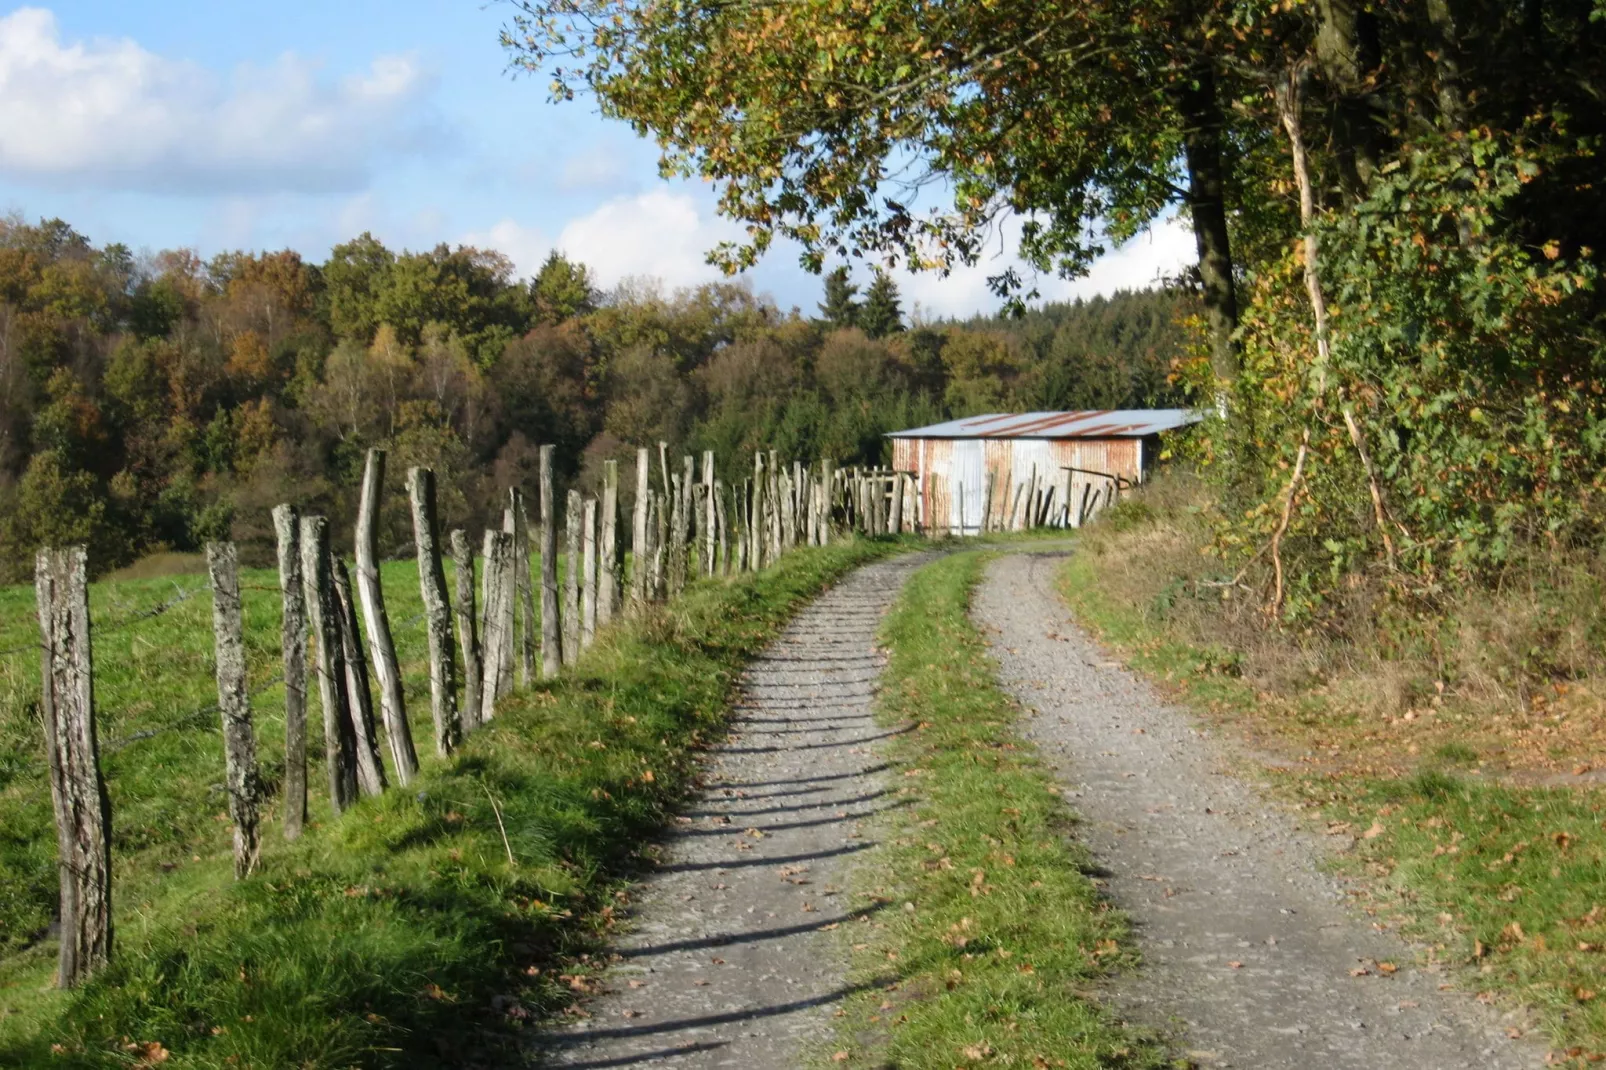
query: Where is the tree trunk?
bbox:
[1173,58,1241,391]
[333,560,388,798]
[450,529,483,734]
[206,542,262,879]
[355,448,417,785]
[408,468,460,757]
[299,517,358,816]
[35,545,113,988]
[271,504,307,841]
[539,445,562,677]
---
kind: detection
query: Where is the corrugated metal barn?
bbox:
[887,410,1201,536]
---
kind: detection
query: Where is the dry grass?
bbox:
[1066,469,1606,781]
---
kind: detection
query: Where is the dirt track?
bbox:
[535,554,926,1068]
[974,549,1540,1069]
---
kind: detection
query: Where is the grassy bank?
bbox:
[0,539,893,1068]
[1059,473,1606,1061]
[828,551,1167,1070]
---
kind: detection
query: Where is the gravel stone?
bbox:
[973,550,1541,1069]
[536,554,929,1068]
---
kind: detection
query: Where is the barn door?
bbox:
[950,441,986,535]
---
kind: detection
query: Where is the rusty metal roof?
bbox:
[885,410,1202,440]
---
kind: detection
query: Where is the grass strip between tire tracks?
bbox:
[0,538,894,1069]
[828,551,1169,1070]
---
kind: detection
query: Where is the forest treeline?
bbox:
[0,215,1191,579]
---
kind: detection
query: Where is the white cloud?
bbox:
[558,145,630,192]
[901,213,1196,320]
[555,186,743,290]
[0,8,439,194]
[460,218,554,279]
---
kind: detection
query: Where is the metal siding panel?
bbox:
[951,440,986,535]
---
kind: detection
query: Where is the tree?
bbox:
[323,233,395,343]
[859,269,904,339]
[532,251,597,323]
[817,267,859,328]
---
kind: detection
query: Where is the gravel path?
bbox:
[973,550,1542,1070]
[536,555,927,1069]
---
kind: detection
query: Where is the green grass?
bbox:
[1059,541,1606,1061]
[0,539,895,1067]
[826,551,1169,1070]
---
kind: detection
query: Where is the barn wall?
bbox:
[892,434,1148,535]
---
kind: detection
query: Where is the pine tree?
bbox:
[859,268,904,339]
[533,251,597,324]
[817,266,859,328]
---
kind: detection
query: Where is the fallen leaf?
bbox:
[1363,822,1385,840]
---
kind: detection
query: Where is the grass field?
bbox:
[828,551,1167,1069]
[0,538,896,1067]
[1058,487,1606,1061]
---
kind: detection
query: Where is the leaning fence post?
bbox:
[450,529,483,733]
[409,467,461,757]
[300,517,358,816]
[35,545,112,988]
[206,541,262,880]
[582,498,598,649]
[506,488,537,686]
[355,448,418,785]
[271,504,308,841]
[564,490,582,663]
[599,459,620,626]
[333,560,388,798]
[538,445,562,678]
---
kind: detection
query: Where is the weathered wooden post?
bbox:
[680,454,696,579]
[734,482,749,573]
[714,479,729,576]
[631,447,650,607]
[450,529,483,733]
[651,491,668,598]
[599,459,620,625]
[667,473,687,596]
[819,460,834,544]
[700,451,716,575]
[355,448,418,785]
[538,445,562,678]
[779,467,796,550]
[889,472,904,535]
[299,517,358,816]
[35,545,113,987]
[582,497,598,649]
[480,529,515,715]
[750,453,764,569]
[333,561,388,798]
[507,487,537,686]
[564,490,582,664]
[271,504,308,841]
[408,468,460,757]
[206,542,262,879]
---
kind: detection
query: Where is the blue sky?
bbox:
[0,3,1192,317]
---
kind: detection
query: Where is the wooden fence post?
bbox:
[582,497,598,649]
[564,490,582,664]
[667,473,687,596]
[408,467,460,757]
[599,459,620,626]
[450,529,483,734]
[355,448,418,785]
[206,542,262,879]
[333,560,388,798]
[507,487,538,686]
[701,451,716,575]
[651,490,668,598]
[539,445,562,678]
[299,517,358,816]
[820,460,834,544]
[631,447,650,607]
[271,504,308,841]
[889,473,904,536]
[714,479,729,576]
[34,545,112,988]
[480,529,515,715]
